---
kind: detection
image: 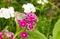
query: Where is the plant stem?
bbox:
[48,1,60,12]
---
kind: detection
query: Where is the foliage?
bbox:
[0,0,60,39]
[53,19,60,39]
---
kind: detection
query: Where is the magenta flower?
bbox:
[0,37,2,39]
[25,13,38,25]
[9,33,14,39]
[27,13,38,22]
[4,32,14,39]
[0,32,3,39]
[29,13,38,22]
[32,17,38,22]
[27,21,35,25]
[28,13,36,18]
[20,32,28,38]
[0,32,3,36]
[27,24,34,31]
[26,16,33,21]
[18,19,27,28]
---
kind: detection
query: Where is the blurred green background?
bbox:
[0,0,60,39]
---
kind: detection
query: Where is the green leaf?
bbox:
[27,30,47,39]
[49,36,53,39]
[53,19,60,39]
[55,31,60,39]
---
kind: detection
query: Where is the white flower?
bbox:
[8,7,15,17]
[0,13,4,18]
[22,3,36,13]
[0,7,15,19]
[2,9,10,19]
[37,0,42,4]
[27,3,36,12]
[0,9,4,18]
[37,0,48,5]
[22,4,31,13]
[44,0,48,3]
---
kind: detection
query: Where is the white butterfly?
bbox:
[15,12,27,21]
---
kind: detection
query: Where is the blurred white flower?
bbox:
[22,3,36,13]
[37,0,42,4]
[44,0,48,3]
[37,0,48,5]
[22,4,31,13]
[27,3,36,12]
[0,13,4,18]
[8,7,15,17]
[2,8,11,19]
[0,7,15,19]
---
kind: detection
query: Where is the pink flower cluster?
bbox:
[0,30,14,39]
[17,12,38,38]
[18,13,38,31]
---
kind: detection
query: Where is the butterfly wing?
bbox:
[15,12,27,20]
